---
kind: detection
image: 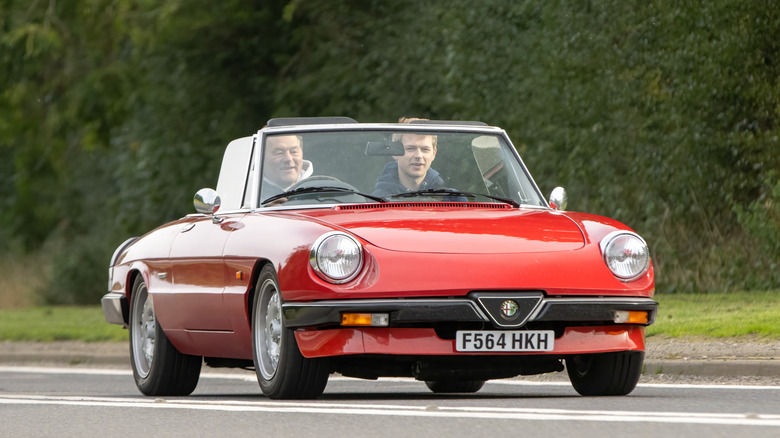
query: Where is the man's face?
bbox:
[263,135,303,188]
[396,134,437,188]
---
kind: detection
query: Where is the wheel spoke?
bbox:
[131,284,156,379]
[141,299,155,365]
[257,279,283,380]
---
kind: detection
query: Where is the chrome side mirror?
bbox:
[194,188,221,215]
[549,187,567,211]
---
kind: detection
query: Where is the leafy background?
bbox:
[1,0,777,304]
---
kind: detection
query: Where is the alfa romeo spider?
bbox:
[102,117,657,399]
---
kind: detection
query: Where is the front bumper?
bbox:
[101,292,128,327]
[282,293,658,329]
[284,293,657,359]
[294,325,648,358]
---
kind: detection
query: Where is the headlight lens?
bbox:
[600,231,650,281]
[310,232,363,283]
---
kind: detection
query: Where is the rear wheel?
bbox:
[566,351,644,396]
[252,265,329,399]
[425,380,486,394]
[129,276,202,396]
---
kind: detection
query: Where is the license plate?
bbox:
[455,330,555,352]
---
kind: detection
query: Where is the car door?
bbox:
[165,213,246,331]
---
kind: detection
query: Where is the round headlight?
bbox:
[600,231,650,281]
[310,232,363,283]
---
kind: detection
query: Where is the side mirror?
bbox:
[194,188,221,215]
[549,187,567,211]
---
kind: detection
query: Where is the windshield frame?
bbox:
[247,123,548,211]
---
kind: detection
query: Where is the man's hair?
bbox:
[395,117,438,148]
[266,134,303,145]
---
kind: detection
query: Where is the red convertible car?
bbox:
[102,117,657,399]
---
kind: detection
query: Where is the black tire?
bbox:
[252,265,329,399]
[129,276,202,396]
[424,380,486,393]
[566,351,644,396]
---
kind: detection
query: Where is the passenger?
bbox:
[262,134,313,199]
[372,117,444,198]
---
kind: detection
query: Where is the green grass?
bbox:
[0,291,778,342]
[0,306,128,342]
[648,291,780,339]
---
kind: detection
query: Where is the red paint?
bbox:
[112,205,654,359]
[294,326,646,358]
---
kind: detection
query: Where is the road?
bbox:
[1,365,779,437]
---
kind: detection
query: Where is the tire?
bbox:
[566,351,644,396]
[425,380,486,394]
[252,265,329,399]
[129,276,202,396]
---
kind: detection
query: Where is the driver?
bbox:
[262,134,314,198]
[372,117,444,198]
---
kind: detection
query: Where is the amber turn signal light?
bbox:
[341,313,389,327]
[613,310,649,324]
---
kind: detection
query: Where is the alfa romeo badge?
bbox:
[500,300,519,318]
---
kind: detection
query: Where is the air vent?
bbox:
[334,202,513,211]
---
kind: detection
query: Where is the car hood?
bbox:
[300,207,585,254]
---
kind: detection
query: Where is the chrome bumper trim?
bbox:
[101,293,128,327]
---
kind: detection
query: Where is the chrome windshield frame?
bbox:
[246,123,549,211]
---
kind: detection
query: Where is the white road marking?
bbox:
[0,393,779,427]
[2,366,780,426]
[1,366,780,390]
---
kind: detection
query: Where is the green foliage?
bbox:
[1,0,778,304]
[276,0,780,292]
[1,0,290,304]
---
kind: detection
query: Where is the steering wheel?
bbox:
[287,175,359,192]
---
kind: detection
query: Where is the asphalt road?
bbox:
[1,365,779,438]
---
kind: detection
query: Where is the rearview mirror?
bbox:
[366,141,404,156]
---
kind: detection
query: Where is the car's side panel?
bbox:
[159,214,247,333]
[222,256,258,354]
[294,326,646,358]
[162,212,337,358]
[223,211,338,294]
[113,222,183,302]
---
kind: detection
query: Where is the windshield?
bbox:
[254,128,546,208]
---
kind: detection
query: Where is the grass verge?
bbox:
[0,291,777,342]
[0,306,127,342]
[648,291,780,339]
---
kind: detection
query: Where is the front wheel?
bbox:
[566,351,644,396]
[129,276,202,396]
[252,265,329,399]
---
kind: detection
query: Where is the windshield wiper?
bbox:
[388,188,520,208]
[261,186,387,206]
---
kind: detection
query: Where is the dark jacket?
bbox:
[372,161,445,198]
